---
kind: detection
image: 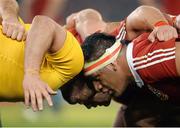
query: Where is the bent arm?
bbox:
[126,5,171,40]
[24,15,54,73]
[24,15,66,73]
[66,8,104,40]
[24,16,65,111]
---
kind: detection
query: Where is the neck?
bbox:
[117,45,131,77]
[111,45,133,94]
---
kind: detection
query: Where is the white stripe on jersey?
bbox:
[116,24,126,41]
[133,51,175,66]
[133,47,176,62]
[134,55,175,70]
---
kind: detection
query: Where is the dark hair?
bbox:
[82,33,116,62]
[60,71,84,103]
[60,71,96,104]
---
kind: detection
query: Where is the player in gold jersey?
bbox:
[0,0,84,111]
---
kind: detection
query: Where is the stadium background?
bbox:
[0,0,179,127]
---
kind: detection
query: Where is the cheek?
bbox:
[99,74,117,88]
[99,75,123,93]
[100,69,118,83]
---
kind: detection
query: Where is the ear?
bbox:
[106,60,118,72]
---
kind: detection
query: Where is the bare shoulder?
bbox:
[33,16,67,53]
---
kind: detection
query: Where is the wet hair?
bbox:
[82,33,116,62]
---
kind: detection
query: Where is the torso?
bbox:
[125,33,180,103]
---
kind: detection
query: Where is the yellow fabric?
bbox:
[0,24,84,99]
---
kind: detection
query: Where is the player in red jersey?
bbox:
[81,16,180,108]
[61,7,180,127]
[62,6,179,106]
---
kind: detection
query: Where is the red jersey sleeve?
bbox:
[68,28,83,45]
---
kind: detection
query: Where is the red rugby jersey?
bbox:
[126,33,180,103]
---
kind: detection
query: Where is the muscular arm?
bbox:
[24,16,53,72]
[25,15,66,73]
[24,15,66,111]
[126,5,177,41]
[66,9,106,41]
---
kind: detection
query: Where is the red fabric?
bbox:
[131,33,180,103]
[68,28,83,45]
[111,21,125,37]
[31,0,47,17]
[132,33,178,84]
[154,21,169,27]
[162,0,180,15]
[30,0,61,22]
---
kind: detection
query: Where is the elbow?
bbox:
[78,8,102,21]
[32,15,56,32]
[137,5,154,11]
[33,15,52,25]
[136,5,160,14]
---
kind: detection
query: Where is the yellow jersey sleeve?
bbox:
[41,31,84,90]
[22,23,84,91]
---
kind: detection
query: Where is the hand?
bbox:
[66,13,77,29]
[148,25,178,42]
[23,74,57,111]
[2,17,26,41]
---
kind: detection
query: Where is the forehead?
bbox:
[88,66,111,77]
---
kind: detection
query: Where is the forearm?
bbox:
[125,5,177,42]
[142,6,168,28]
[24,16,63,111]
[0,0,19,21]
[24,16,55,74]
[75,9,104,40]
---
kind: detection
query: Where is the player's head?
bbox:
[60,71,112,108]
[82,32,127,96]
